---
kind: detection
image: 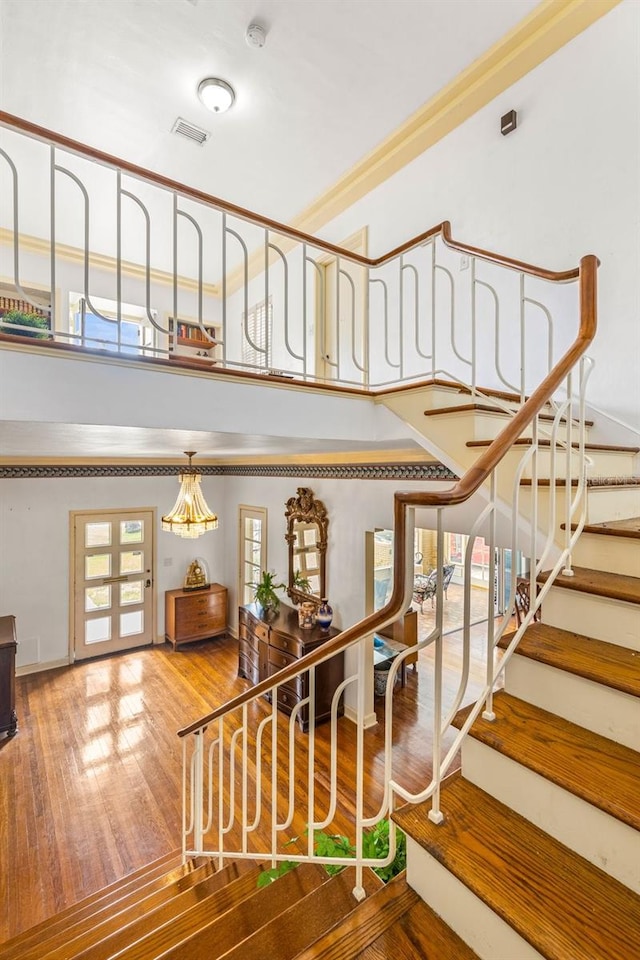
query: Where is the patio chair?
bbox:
[413,564,457,612]
[412,571,437,612]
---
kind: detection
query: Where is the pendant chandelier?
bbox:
[162,451,218,539]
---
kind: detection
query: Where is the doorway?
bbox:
[71,509,155,661]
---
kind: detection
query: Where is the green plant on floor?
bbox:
[0,309,50,339]
[256,820,406,887]
[251,570,286,615]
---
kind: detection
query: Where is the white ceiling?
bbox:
[0,0,537,223]
[0,420,424,461]
[0,0,539,461]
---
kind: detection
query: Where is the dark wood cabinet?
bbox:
[0,615,18,738]
[165,584,227,650]
[238,603,343,731]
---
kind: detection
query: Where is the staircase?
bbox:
[380,383,640,958]
[3,384,638,959]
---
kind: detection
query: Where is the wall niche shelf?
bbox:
[168,317,220,362]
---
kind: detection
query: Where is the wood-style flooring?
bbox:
[0,624,495,942]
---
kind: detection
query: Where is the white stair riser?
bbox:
[422,387,475,409]
[504,654,639,751]
[570,533,640,576]
[520,485,640,527]
[470,413,591,443]
[506,448,637,480]
[461,740,640,895]
[406,836,544,960]
[542,589,640,649]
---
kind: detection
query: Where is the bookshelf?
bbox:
[168,317,220,363]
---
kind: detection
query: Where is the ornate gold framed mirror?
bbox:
[284,487,328,605]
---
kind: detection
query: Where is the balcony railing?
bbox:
[1,110,579,398]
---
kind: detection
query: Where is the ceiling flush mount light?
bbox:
[198,77,235,114]
[162,452,218,539]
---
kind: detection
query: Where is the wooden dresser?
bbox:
[0,615,18,739]
[238,603,343,731]
[165,584,227,650]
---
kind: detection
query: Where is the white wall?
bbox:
[316,2,640,430]
[0,468,496,673]
[0,474,224,668]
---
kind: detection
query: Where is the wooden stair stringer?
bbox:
[393,776,640,960]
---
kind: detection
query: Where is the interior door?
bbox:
[72,510,155,661]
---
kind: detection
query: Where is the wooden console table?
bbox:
[238,603,343,731]
[0,615,18,738]
[165,584,227,650]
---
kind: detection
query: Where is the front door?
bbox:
[72,509,155,661]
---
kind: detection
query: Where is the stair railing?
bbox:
[177,257,597,896]
[0,113,598,894]
[1,111,579,398]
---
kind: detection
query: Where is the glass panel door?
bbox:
[72,510,154,660]
[238,506,267,606]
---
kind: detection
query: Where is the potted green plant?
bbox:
[252,570,285,617]
[257,819,406,887]
[0,309,51,339]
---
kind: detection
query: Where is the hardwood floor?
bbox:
[0,623,497,942]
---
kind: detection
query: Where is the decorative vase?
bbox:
[316,598,333,631]
[298,600,316,629]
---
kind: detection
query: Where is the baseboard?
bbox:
[16,657,70,677]
[343,704,378,729]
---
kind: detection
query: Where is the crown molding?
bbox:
[222,0,620,296]
[0,461,457,481]
[0,227,219,297]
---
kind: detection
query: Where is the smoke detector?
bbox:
[245,22,266,48]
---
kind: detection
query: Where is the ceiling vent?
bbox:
[171,117,210,145]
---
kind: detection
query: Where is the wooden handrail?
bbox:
[178,254,598,737]
[1,110,578,278]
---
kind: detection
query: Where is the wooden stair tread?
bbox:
[31,859,232,960]
[538,566,640,604]
[453,691,640,830]
[218,866,381,960]
[498,622,640,697]
[467,438,639,452]
[0,850,184,959]
[294,873,479,960]
[67,861,263,960]
[392,777,640,960]
[423,403,593,424]
[565,517,640,539]
[117,862,326,960]
[358,895,481,960]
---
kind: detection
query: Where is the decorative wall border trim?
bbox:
[0,462,457,481]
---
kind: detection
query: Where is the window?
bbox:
[69,293,157,356]
[238,506,267,606]
[241,297,273,370]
